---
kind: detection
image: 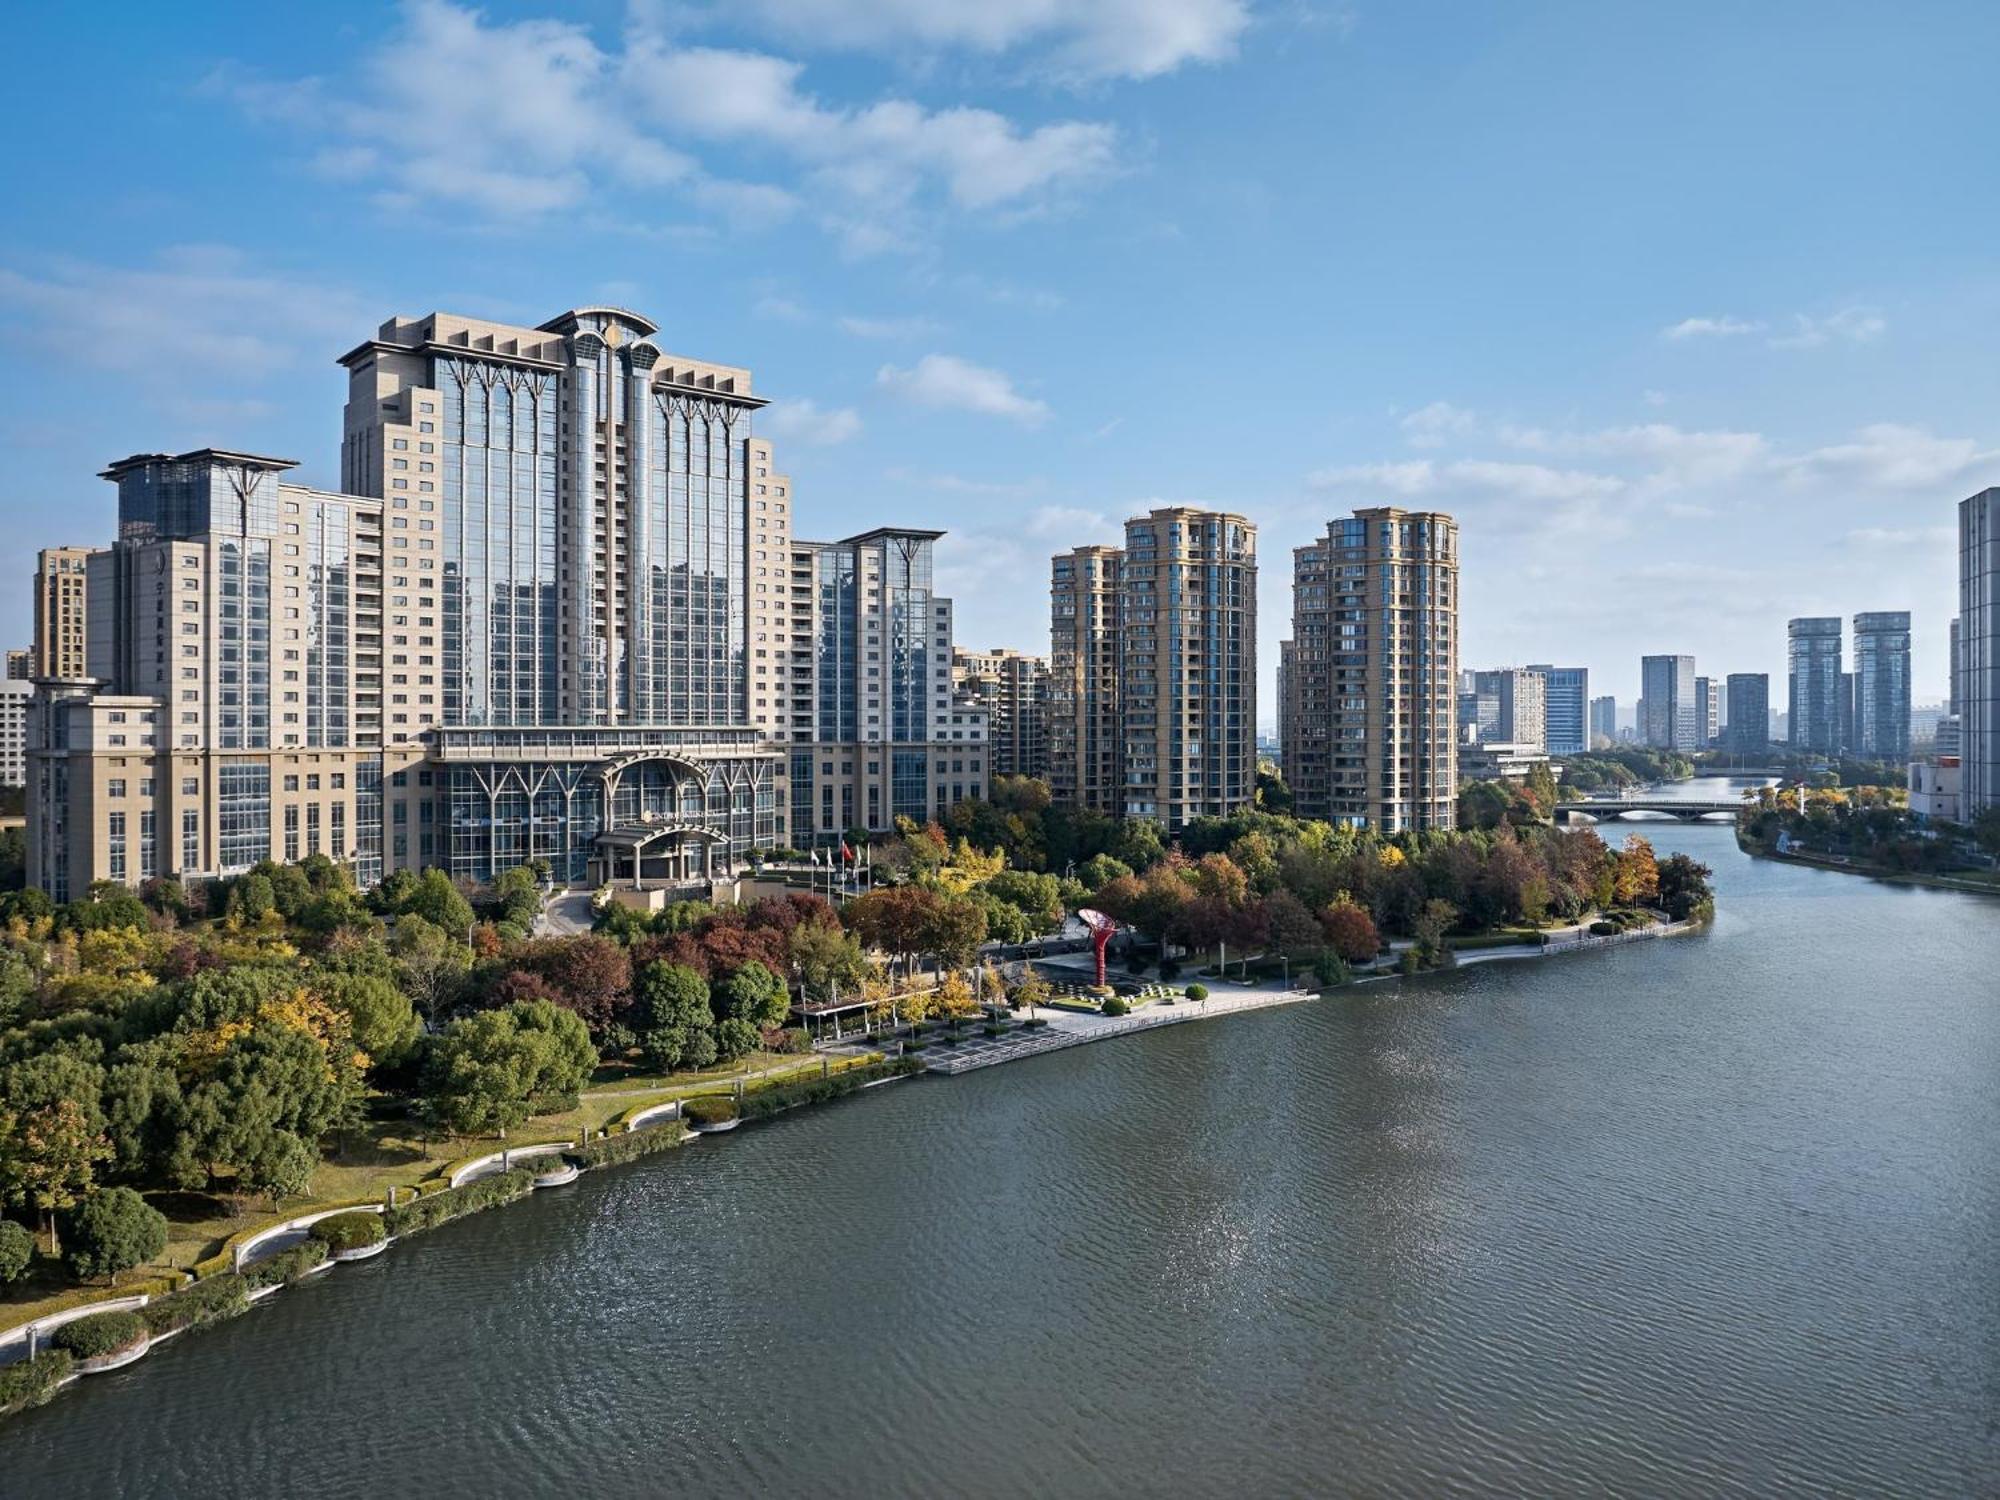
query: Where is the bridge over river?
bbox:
[1554,798,1745,822]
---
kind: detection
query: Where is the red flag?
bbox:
[839,839,854,864]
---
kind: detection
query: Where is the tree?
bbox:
[787,921,867,1003]
[717,961,789,1031]
[63,1187,168,1283]
[1412,899,1458,961]
[388,914,472,1018]
[1078,853,1132,892]
[714,1016,760,1063]
[405,868,476,936]
[980,870,1064,933]
[247,1131,319,1210]
[1321,899,1381,964]
[0,1052,111,1255]
[500,936,633,1039]
[318,972,420,1071]
[424,1000,594,1138]
[1655,853,1715,922]
[1613,835,1661,906]
[635,960,716,1074]
[0,1218,32,1284]
[1259,889,1323,952]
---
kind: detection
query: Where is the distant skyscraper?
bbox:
[4,650,28,681]
[1285,508,1458,831]
[1851,611,1912,760]
[1724,674,1770,754]
[1472,668,1547,751]
[1949,615,1962,718]
[1588,694,1617,747]
[1788,617,1844,754]
[1526,665,1587,756]
[1640,655,1697,750]
[1693,674,1720,747]
[1961,490,1999,817]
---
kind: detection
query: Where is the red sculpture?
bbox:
[1079,908,1118,989]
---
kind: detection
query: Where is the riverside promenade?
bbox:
[917,986,1313,1076]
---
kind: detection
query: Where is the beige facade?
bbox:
[34,547,95,681]
[0,678,27,786]
[952,645,1048,779]
[1284,508,1458,832]
[782,528,987,843]
[29,302,993,898]
[1118,508,1257,827]
[1048,545,1124,813]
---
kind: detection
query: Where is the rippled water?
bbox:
[7,783,1999,1497]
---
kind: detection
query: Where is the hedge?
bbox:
[382,1168,536,1238]
[309,1213,387,1254]
[1101,997,1130,1017]
[1588,921,1618,936]
[241,1241,327,1292]
[1184,984,1209,1002]
[50,1309,147,1360]
[571,1123,688,1171]
[682,1096,740,1126]
[142,1273,251,1337]
[736,1056,922,1122]
[0,1350,73,1417]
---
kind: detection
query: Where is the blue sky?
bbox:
[6,0,1996,721]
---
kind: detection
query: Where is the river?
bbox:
[5,778,1997,1497]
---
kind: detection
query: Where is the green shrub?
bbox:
[1397,949,1421,975]
[574,1126,684,1170]
[0,1219,33,1285]
[142,1273,250,1336]
[682,1095,739,1126]
[0,1350,73,1417]
[50,1309,147,1360]
[63,1188,169,1284]
[1101,996,1130,1017]
[383,1168,536,1237]
[241,1241,327,1292]
[736,1056,922,1122]
[1588,921,1617,936]
[1184,984,1209,1002]
[308,1212,387,1254]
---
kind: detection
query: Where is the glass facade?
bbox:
[815,547,858,740]
[217,759,270,871]
[438,357,560,727]
[1852,611,1912,759]
[635,394,747,725]
[303,500,352,747]
[881,536,934,743]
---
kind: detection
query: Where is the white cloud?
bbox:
[220,0,1120,252]
[1025,504,1119,542]
[761,397,861,445]
[838,314,945,340]
[877,353,1049,423]
[1661,315,1764,340]
[1400,400,1475,448]
[712,0,1250,81]
[1769,305,1887,349]
[1499,422,1768,488]
[1780,423,1999,491]
[1307,458,1623,503]
[1844,525,1955,547]
[886,466,1044,497]
[0,246,370,384]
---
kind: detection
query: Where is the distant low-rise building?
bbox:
[1458,739,1557,783]
[1909,756,1962,824]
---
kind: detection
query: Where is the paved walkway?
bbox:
[918,986,1312,1075]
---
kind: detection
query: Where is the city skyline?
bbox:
[4,2,1991,721]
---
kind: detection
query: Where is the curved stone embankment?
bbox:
[448,1142,574,1189]
[234,1203,389,1271]
[0,1294,154,1370]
